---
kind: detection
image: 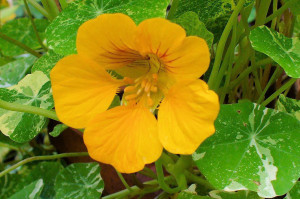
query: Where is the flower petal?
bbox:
[158,80,219,154]
[136,18,186,57]
[77,13,142,69]
[162,36,210,80]
[84,105,162,173]
[50,55,122,129]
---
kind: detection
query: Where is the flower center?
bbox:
[123,54,164,107]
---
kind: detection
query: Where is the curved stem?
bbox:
[0,99,59,121]
[208,0,245,90]
[262,78,296,107]
[23,0,48,51]
[116,171,133,192]
[0,152,89,178]
[0,32,41,57]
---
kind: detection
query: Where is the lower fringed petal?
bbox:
[158,80,220,154]
[84,105,163,173]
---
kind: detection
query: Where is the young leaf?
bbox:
[0,18,49,57]
[277,94,300,120]
[0,55,36,88]
[250,26,300,78]
[31,51,63,77]
[172,11,214,48]
[46,0,169,55]
[54,163,104,199]
[193,102,300,198]
[8,179,44,199]
[0,71,54,143]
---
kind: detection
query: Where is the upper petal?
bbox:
[84,105,163,173]
[50,54,122,129]
[162,36,210,80]
[135,18,186,57]
[76,13,142,69]
[158,80,219,154]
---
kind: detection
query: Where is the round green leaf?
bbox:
[193,102,300,198]
[54,163,104,199]
[250,26,300,78]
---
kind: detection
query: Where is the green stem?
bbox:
[155,158,181,193]
[138,167,157,179]
[23,0,48,51]
[0,99,59,121]
[257,66,282,103]
[261,78,296,107]
[0,152,88,178]
[271,0,278,29]
[116,171,133,192]
[27,0,51,19]
[184,171,214,190]
[59,0,68,9]
[208,0,245,90]
[0,32,41,57]
[46,0,60,17]
[263,0,297,25]
[255,0,271,26]
[166,0,179,19]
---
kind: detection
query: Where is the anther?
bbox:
[147,97,154,107]
[136,88,143,95]
[141,79,147,88]
[124,86,135,93]
[144,81,152,92]
[125,94,138,101]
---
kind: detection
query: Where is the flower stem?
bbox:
[23,0,48,51]
[261,78,296,107]
[0,99,59,121]
[27,0,51,19]
[0,32,41,57]
[116,171,133,192]
[0,152,89,178]
[59,0,68,9]
[208,0,245,90]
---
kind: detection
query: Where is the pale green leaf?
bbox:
[0,71,54,143]
[193,102,300,198]
[250,26,300,78]
[55,163,104,199]
[209,190,262,199]
[46,0,169,55]
[0,55,36,88]
[0,18,49,57]
[31,51,63,77]
[8,179,44,199]
[173,11,214,48]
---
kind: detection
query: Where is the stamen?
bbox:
[147,97,154,107]
[125,94,138,101]
[144,81,152,92]
[141,79,147,88]
[152,73,158,81]
[124,86,135,93]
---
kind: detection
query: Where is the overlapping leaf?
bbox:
[54,163,104,199]
[250,26,300,78]
[46,0,169,55]
[277,95,300,120]
[193,102,300,198]
[0,55,36,88]
[8,179,44,199]
[0,18,48,56]
[0,71,54,143]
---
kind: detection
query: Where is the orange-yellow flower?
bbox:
[50,14,219,173]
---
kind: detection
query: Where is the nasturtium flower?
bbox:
[50,14,219,173]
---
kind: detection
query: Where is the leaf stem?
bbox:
[116,171,133,192]
[23,0,48,51]
[261,78,296,107]
[59,0,68,9]
[0,99,59,121]
[0,152,89,178]
[0,32,41,57]
[208,0,245,90]
[27,0,51,19]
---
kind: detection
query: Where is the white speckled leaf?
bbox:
[284,182,300,199]
[0,18,49,56]
[171,0,234,42]
[277,95,300,120]
[8,179,44,199]
[0,55,36,88]
[172,11,214,48]
[46,0,169,55]
[250,26,300,78]
[209,190,262,199]
[31,51,63,77]
[0,71,54,143]
[54,163,104,199]
[193,102,300,198]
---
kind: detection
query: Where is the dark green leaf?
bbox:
[193,102,300,198]
[55,163,104,199]
[172,11,214,48]
[284,181,300,199]
[8,179,44,199]
[46,0,169,55]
